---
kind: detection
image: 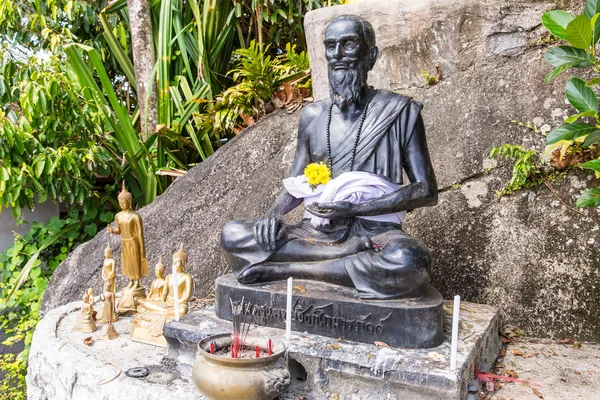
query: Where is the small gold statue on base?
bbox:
[108,184,148,314]
[139,257,166,306]
[98,281,118,324]
[74,290,96,333]
[102,243,116,294]
[131,244,194,347]
[97,281,119,340]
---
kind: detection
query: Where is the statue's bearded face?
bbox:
[324,19,371,111]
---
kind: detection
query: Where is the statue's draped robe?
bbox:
[222,90,432,299]
[115,211,149,280]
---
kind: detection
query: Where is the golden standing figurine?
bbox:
[97,282,119,340]
[102,243,116,294]
[74,290,96,333]
[108,184,148,313]
[98,280,119,324]
[131,244,194,347]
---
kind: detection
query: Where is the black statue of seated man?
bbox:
[221,14,437,300]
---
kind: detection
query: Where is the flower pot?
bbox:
[192,333,291,400]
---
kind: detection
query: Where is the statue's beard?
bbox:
[328,63,368,112]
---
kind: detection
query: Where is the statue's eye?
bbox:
[343,40,357,50]
[326,43,336,51]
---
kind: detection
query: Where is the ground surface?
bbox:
[479,338,600,400]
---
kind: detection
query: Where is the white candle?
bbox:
[450,295,460,370]
[285,277,293,354]
[172,265,180,322]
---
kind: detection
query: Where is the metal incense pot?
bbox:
[192,333,290,400]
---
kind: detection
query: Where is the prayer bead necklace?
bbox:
[326,88,374,177]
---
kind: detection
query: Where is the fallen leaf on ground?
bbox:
[513,350,534,358]
[502,325,524,338]
[498,347,506,357]
[558,338,574,345]
[573,341,581,349]
[374,341,389,347]
[500,334,514,344]
[532,387,544,398]
[504,369,519,378]
[575,371,581,375]
[83,337,93,346]
[329,343,341,350]
[293,285,307,293]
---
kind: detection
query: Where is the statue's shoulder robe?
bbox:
[328,89,423,184]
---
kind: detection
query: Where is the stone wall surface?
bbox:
[43,0,600,340]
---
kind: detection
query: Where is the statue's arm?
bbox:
[161,276,170,302]
[358,112,438,215]
[267,105,315,216]
[110,215,121,234]
[254,105,316,250]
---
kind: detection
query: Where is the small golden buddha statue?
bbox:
[74,290,96,333]
[131,244,194,347]
[140,256,166,304]
[98,281,118,324]
[102,243,116,294]
[108,184,148,313]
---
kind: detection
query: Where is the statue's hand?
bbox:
[305,201,358,219]
[107,224,113,234]
[253,210,284,251]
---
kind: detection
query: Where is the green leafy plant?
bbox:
[541,0,600,207]
[0,212,107,399]
[489,144,542,195]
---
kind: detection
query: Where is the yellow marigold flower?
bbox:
[304,162,331,189]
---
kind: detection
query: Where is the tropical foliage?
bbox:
[492,0,600,208]
[0,1,342,398]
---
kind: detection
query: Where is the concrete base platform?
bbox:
[27,299,501,400]
[166,300,501,400]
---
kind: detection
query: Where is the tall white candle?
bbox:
[450,295,461,370]
[172,265,180,322]
[285,277,293,353]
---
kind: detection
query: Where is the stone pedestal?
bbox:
[215,274,444,348]
[164,301,501,400]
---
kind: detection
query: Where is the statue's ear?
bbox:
[368,46,379,70]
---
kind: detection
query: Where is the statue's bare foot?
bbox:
[238,266,273,284]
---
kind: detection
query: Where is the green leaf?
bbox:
[566,15,593,50]
[585,0,600,18]
[544,64,573,82]
[579,159,600,173]
[546,123,598,144]
[542,10,574,40]
[583,130,600,146]
[564,109,596,123]
[592,13,600,45]
[575,187,600,207]
[585,77,600,87]
[84,223,97,237]
[565,77,599,112]
[544,46,595,67]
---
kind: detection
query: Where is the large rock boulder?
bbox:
[44,0,600,340]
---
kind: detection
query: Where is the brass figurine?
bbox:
[140,256,166,303]
[74,290,96,333]
[102,243,116,294]
[97,321,119,341]
[130,244,194,347]
[108,184,148,313]
[98,281,118,324]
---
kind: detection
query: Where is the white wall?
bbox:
[0,201,60,254]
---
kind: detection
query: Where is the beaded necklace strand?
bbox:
[326,88,375,177]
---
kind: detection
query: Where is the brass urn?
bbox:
[192,333,291,400]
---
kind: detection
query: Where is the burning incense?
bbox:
[255,345,261,358]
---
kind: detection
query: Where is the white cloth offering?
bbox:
[283,171,406,227]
